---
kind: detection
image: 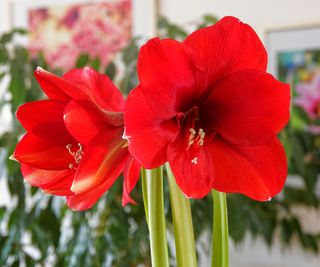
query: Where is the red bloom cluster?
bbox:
[124,16,290,201]
[13,67,140,210]
[13,16,290,210]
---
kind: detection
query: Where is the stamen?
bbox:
[66,143,84,169]
[186,128,206,150]
[199,128,205,139]
[187,128,196,150]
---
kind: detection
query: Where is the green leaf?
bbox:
[104,62,116,81]
[280,218,292,244]
[196,15,218,29]
[11,259,20,267]
[90,57,100,71]
[40,212,60,247]
[0,46,8,64]
[25,254,36,267]
[31,225,49,257]
[299,233,318,252]
[122,42,139,65]
[290,135,305,173]
[0,33,13,44]
[227,197,247,243]
[0,226,18,265]
[158,17,188,39]
[0,207,6,220]
[76,54,90,68]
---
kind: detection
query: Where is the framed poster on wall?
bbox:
[266,24,320,133]
[266,25,320,81]
[7,0,158,70]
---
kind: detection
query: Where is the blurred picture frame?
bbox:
[8,0,158,38]
[5,0,158,70]
[266,24,320,79]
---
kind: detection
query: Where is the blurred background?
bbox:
[1,0,320,266]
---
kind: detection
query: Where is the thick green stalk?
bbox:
[212,190,229,267]
[166,163,197,267]
[141,169,149,225]
[141,167,169,267]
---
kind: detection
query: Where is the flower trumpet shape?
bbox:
[13,67,140,210]
[124,16,290,201]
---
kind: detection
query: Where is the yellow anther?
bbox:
[199,128,205,139]
[189,128,196,135]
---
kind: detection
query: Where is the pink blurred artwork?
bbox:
[28,0,132,70]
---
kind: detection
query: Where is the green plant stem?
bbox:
[212,190,229,267]
[141,167,169,267]
[166,163,197,267]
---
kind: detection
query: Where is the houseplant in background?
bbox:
[0,15,319,267]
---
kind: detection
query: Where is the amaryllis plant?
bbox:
[12,16,290,267]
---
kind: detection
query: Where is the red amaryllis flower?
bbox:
[124,16,290,201]
[13,67,140,210]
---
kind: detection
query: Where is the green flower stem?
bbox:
[166,163,197,267]
[141,167,169,267]
[212,190,229,267]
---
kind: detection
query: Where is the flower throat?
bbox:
[182,106,206,150]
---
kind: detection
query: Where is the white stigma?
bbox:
[191,157,198,164]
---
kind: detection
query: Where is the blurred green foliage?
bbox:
[0,15,319,267]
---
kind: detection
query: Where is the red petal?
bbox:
[66,178,113,211]
[209,137,287,201]
[16,100,73,142]
[34,67,81,100]
[167,134,214,198]
[70,128,129,194]
[122,156,141,206]
[138,38,196,86]
[203,70,290,145]
[138,39,210,119]
[64,100,109,145]
[140,81,196,120]
[14,133,76,170]
[184,16,267,84]
[36,67,124,126]
[124,86,179,168]
[63,67,125,112]
[21,164,74,196]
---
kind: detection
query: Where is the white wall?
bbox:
[0,0,10,34]
[160,0,320,40]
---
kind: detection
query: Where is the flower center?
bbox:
[181,105,206,152]
[66,143,84,169]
